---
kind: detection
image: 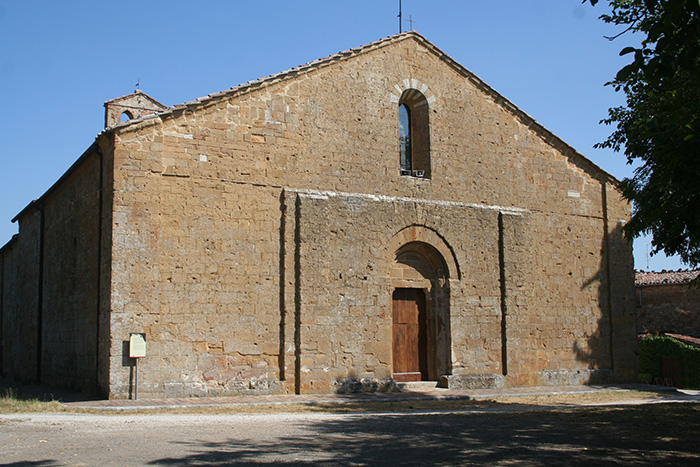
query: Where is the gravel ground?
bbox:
[2,398,700,466]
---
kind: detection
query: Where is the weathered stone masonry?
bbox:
[635,270,700,336]
[0,32,636,398]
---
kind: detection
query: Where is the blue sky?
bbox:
[0,0,685,271]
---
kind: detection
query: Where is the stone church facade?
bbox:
[0,32,636,399]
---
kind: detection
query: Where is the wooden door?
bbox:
[392,288,428,382]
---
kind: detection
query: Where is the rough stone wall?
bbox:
[603,183,637,381]
[13,209,42,384]
[38,153,102,393]
[291,193,509,392]
[514,212,611,385]
[108,121,287,397]
[105,90,167,128]
[96,138,115,397]
[0,238,19,377]
[102,33,635,397]
[0,150,106,392]
[637,284,700,336]
[1,240,20,379]
[0,244,3,375]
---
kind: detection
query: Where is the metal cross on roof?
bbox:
[406,15,416,31]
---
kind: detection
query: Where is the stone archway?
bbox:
[386,232,455,382]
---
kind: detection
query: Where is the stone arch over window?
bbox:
[391,80,436,179]
[383,225,458,382]
[120,110,134,122]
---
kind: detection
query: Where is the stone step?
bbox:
[397,381,439,390]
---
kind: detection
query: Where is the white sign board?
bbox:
[129,333,146,358]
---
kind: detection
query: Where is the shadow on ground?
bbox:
[147,403,700,466]
[0,462,59,467]
[0,378,100,404]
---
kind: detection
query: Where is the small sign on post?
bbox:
[129,333,146,358]
[129,333,146,400]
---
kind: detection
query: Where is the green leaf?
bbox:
[594,0,700,267]
[642,0,658,13]
[616,63,638,81]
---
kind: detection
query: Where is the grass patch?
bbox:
[488,389,673,406]
[0,387,691,415]
[100,398,497,416]
[98,390,680,416]
[0,388,65,414]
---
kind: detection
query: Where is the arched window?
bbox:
[120,111,134,122]
[398,89,431,178]
[399,104,412,172]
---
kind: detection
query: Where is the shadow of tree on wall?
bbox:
[574,220,634,383]
[574,247,612,380]
[147,404,700,466]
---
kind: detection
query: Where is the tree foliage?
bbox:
[586,0,700,268]
[638,335,700,388]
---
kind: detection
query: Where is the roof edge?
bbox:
[104,89,168,109]
[12,140,100,223]
[0,234,18,255]
[104,30,618,183]
[635,269,700,287]
[404,32,617,184]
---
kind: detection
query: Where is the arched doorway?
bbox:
[390,241,451,382]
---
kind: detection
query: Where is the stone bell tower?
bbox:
[104,89,167,128]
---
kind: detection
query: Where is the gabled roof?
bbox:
[104,90,168,128]
[104,89,167,109]
[12,141,99,224]
[102,31,615,183]
[0,234,18,254]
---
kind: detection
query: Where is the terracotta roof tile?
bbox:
[635,269,700,287]
[665,333,700,347]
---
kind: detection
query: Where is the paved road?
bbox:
[2,403,700,466]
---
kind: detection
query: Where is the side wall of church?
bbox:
[38,154,103,393]
[104,35,635,397]
[9,210,42,384]
[0,238,19,378]
[0,151,105,393]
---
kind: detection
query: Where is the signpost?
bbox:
[129,333,146,400]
